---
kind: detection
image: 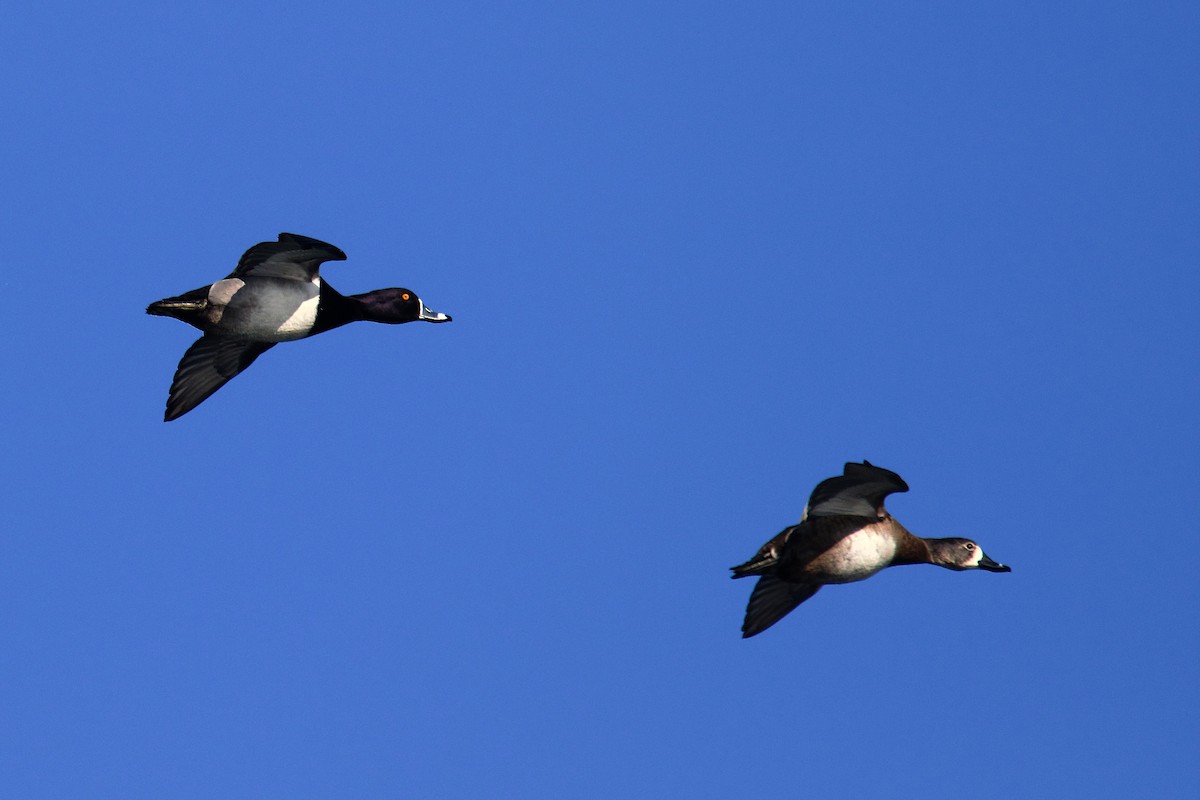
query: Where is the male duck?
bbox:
[731,461,1010,638]
[147,232,451,421]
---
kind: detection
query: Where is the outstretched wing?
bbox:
[229,232,347,282]
[803,460,909,519]
[164,335,275,421]
[741,576,821,638]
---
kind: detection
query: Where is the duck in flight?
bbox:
[147,232,451,421]
[731,461,1010,638]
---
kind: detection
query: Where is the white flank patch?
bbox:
[274,290,320,339]
[826,526,898,583]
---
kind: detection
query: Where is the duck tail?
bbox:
[730,555,774,579]
[730,526,794,579]
[147,287,209,321]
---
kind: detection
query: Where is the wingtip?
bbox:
[277,232,347,260]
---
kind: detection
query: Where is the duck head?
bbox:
[928,537,1012,572]
[356,288,452,324]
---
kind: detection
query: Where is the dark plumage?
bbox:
[731,461,1010,638]
[147,232,451,421]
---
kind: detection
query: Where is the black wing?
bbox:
[741,576,821,638]
[230,232,347,282]
[164,335,275,421]
[803,460,909,519]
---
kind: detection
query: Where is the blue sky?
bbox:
[2,1,1197,797]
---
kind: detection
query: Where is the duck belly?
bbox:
[214,278,320,341]
[809,527,898,584]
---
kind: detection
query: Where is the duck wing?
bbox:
[740,576,821,638]
[164,335,275,421]
[803,460,909,519]
[230,232,347,282]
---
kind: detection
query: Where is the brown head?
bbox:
[925,537,1012,572]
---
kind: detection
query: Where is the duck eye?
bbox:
[965,542,975,551]
[401,292,411,301]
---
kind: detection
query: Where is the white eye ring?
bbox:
[965,542,975,551]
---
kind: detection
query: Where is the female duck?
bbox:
[731,461,1010,638]
[147,232,451,421]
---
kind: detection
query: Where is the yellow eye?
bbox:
[402,292,411,301]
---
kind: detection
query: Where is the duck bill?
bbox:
[978,554,1012,572]
[418,301,452,323]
